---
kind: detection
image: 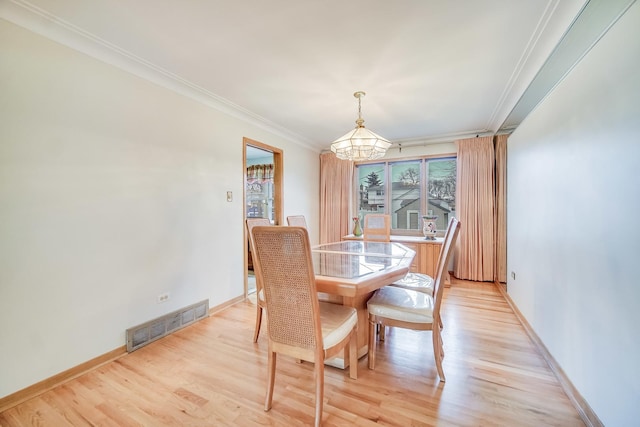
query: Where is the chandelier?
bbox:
[330,91,391,161]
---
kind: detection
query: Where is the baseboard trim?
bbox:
[0,345,126,413]
[494,281,603,427]
[210,294,245,315]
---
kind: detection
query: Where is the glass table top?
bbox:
[311,241,413,280]
[312,241,411,258]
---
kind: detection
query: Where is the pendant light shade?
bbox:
[330,92,391,161]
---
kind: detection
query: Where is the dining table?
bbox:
[310,240,415,368]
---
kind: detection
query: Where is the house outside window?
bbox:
[356,156,456,234]
[357,163,386,214]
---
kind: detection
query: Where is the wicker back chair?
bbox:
[251,226,358,426]
[286,215,308,228]
[245,218,271,342]
[367,218,461,382]
[363,214,391,242]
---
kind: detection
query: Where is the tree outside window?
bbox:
[426,159,456,230]
[357,164,385,218]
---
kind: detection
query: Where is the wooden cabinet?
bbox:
[343,235,443,278]
[393,237,442,278]
[399,241,421,272]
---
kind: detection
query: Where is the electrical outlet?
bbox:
[157,292,170,303]
[226,191,233,202]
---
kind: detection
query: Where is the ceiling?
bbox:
[4,0,596,152]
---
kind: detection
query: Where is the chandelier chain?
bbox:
[355,92,364,127]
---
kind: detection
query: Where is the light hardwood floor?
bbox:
[0,279,585,426]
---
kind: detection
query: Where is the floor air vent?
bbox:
[126,299,209,352]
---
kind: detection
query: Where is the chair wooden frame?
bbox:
[367,218,460,382]
[251,226,358,427]
[245,218,271,342]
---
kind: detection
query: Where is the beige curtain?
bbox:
[454,136,495,281]
[494,134,508,283]
[319,152,353,244]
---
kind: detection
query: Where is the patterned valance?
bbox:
[247,164,274,183]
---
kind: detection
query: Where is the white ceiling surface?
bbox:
[3,0,589,152]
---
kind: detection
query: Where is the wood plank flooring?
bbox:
[0,279,585,426]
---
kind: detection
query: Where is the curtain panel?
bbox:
[319,153,353,244]
[494,134,508,283]
[454,136,495,282]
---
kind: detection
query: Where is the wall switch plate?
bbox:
[511,271,516,280]
[226,191,233,202]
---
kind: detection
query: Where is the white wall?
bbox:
[0,20,319,398]
[281,142,320,242]
[506,3,640,426]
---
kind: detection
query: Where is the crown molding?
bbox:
[500,0,637,131]
[485,0,583,133]
[0,0,317,151]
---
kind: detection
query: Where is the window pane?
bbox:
[357,163,385,217]
[426,158,456,230]
[390,161,421,230]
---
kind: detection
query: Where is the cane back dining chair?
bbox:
[367,217,460,382]
[363,214,391,242]
[245,218,271,342]
[251,226,358,427]
[286,215,308,228]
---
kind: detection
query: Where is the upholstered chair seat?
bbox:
[390,272,434,295]
[368,286,434,323]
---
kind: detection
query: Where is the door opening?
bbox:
[243,138,283,297]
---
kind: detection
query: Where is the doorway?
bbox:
[243,138,283,297]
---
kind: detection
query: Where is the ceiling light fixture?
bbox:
[330,91,391,161]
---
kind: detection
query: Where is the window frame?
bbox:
[354,153,457,237]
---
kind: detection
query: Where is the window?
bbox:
[390,160,421,230]
[425,158,457,231]
[356,163,386,214]
[356,156,456,234]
